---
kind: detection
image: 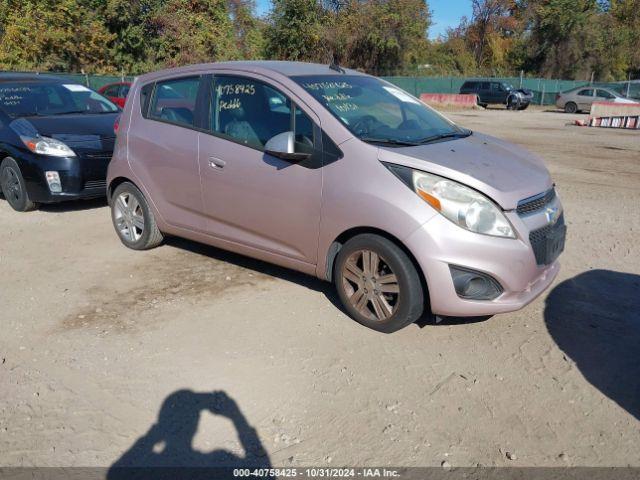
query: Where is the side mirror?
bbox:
[264,131,311,162]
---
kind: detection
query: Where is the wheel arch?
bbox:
[107,176,138,205]
[325,226,431,312]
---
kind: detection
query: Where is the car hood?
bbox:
[377,132,553,210]
[18,113,118,148]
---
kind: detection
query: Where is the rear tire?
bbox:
[111,182,163,250]
[564,102,578,114]
[334,234,424,333]
[0,157,38,212]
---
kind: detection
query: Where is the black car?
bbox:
[460,80,532,110]
[0,74,119,212]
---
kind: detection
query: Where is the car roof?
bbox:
[136,61,367,83]
[0,72,73,83]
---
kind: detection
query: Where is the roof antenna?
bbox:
[329,53,346,74]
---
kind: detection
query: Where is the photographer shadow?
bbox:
[544,269,640,420]
[107,390,272,480]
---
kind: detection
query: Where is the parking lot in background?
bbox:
[1,108,638,468]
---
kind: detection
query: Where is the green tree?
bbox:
[0,0,115,73]
[264,0,328,62]
[334,0,432,75]
[146,0,239,68]
[229,0,266,59]
[524,0,602,79]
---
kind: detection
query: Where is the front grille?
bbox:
[517,188,556,216]
[529,214,566,265]
[84,180,107,190]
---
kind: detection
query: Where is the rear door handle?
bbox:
[209,157,226,169]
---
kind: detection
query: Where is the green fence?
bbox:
[6,71,135,90]
[381,76,640,105]
[9,71,640,105]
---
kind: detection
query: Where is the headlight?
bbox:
[385,164,516,238]
[20,136,76,157]
[413,170,515,238]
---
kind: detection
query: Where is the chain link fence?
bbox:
[6,71,639,106]
[381,76,640,105]
[3,71,135,91]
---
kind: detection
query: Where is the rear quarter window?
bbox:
[140,83,154,117]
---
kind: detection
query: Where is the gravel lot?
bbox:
[1,109,639,469]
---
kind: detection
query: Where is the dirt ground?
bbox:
[1,109,639,470]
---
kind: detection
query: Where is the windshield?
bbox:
[0,82,119,117]
[293,75,467,145]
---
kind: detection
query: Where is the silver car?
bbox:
[556,86,636,113]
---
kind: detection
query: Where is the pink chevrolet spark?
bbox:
[107,61,566,333]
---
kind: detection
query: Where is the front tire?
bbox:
[111,182,163,250]
[334,234,425,333]
[0,158,38,212]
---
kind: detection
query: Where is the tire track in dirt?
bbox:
[58,243,277,333]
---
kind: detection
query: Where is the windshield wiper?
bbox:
[359,137,421,147]
[416,130,472,145]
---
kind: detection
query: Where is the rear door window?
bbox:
[577,89,593,97]
[149,77,200,128]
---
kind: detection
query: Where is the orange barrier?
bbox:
[420,93,478,108]
[588,101,640,129]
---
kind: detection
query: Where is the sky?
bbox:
[254,0,472,40]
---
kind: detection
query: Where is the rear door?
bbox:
[490,82,505,104]
[576,88,594,110]
[478,82,491,103]
[197,73,323,265]
[128,75,207,231]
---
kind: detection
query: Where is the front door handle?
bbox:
[209,157,226,169]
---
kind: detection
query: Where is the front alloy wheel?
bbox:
[334,234,425,333]
[341,250,400,321]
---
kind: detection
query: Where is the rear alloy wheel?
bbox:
[335,234,424,333]
[111,182,163,250]
[565,102,578,114]
[0,158,38,212]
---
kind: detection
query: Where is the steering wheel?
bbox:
[352,115,383,136]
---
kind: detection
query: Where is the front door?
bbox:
[197,74,323,265]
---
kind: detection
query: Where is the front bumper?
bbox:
[405,201,563,317]
[21,151,111,203]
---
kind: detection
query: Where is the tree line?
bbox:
[0,0,638,81]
